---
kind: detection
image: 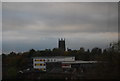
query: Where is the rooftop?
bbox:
[62,61,98,64]
[32,56,75,59]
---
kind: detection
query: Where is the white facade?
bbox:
[33,56,75,71]
[33,56,75,62]
[33,59,46,71]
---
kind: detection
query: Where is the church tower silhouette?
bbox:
[58,38,66,51]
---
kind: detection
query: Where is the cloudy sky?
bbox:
[2,2,118,53]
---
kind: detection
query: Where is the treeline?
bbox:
[2,41,120,79]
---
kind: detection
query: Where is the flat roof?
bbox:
[32,56,75,59]
[62,61,98,64]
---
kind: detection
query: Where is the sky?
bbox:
[0,2,2,54]
[2,2,118,53]
[1,0,120,2]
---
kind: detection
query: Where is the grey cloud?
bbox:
[2,2,118,53]
[3,2,118,33]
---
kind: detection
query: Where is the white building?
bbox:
[33,56,75,71]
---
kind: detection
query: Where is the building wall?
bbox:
[33,59,46,71]
[33,56,75,71]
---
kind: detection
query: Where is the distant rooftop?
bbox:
[32,56,75,59]
[62,61,98,64]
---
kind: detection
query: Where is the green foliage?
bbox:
[2,41,120,79]
[5,67,18,79]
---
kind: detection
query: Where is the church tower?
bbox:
[58,38,66,51]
